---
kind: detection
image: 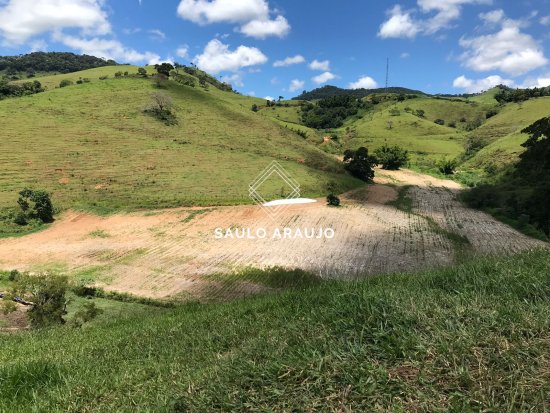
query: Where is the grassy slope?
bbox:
[0,249,549,411]
[465,97,550,170]
[0,67,360,214]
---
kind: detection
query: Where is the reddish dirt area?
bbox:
[0,169,545,300]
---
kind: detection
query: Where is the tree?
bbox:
[144,92,177,125]
[152,73,168,88]
[138,67,147,77]
[251,104,258,112]
[343,147,377,182]
[17,188,54,224]
[374,144,409,170]
[7,273,69,328]
[155,63,175,77]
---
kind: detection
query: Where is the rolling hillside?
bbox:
[0,66,360,219]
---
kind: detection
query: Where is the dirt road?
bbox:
[0,169,545,300]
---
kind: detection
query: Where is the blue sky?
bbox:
[1,0,549,97]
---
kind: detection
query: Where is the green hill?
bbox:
[292,85,425,101]
[0,66,360,224]
[1,249,549,411]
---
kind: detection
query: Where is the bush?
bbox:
[437,158,458,175]
[415,109,425,118]
[59,79,73,88]
[138,67,147,77]
[326,194,340,206]
[114,71,123,78]
[434,118,445,125]
[251,104,258,112]
[72,302,103,327]
[16,188,54,224]
[374,144,409,170]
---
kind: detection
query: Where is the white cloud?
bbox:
[312,71,335,85]
[378,5,420,39]
[54,33,161,64]
[221,73,244,87]
[452,74,514,93]
[264,96,274,101]
[540,15,550,25]
[479,9,505,24]
[400,52,410,59]
[289,79,304,92]
[309,59,330,71]
[378,1,491,39]
[239,15,290,39]
[176,45,189,58]
[148,29,166,40]
[246,91,255,96]
[0,0,110,45]
[520,75,550,88]
[273,54,305,67]
[459,16,548,76]
[194,38,267,74]
[349,76,378,89]
[177,0,290,39]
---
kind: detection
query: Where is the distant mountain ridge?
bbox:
[0,52,117,75]
[292,85,426,101]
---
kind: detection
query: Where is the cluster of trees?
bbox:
[143,92,177,125]
[0,52,116,75]
[495,86,550,103]
[0,79,43,99]
[301,95,363,129]
[464,117,550,236]
[293,85,424,101]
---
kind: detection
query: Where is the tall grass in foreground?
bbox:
[1,249,549,412]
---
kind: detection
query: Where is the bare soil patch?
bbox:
[0,169,545,301]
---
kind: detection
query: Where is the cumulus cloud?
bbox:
[520,75,550,88]
[221,72,244,87]
[239,15,290,39]
[176,45,189,58]
[378,5,420,39]
[459,14,548,76]
[54,34,161,64]
[289,79,304,92]
[0,0,110,45]
[309,59,330,71]
[177,0,290,39]
[194,38,267,74]
[54,33,161,64]
[378,0,491,39]
[312,71,335,85]
[452,74,514,93]
[541,15,550,25]
[349,76,378,89]
[273,54,305,67]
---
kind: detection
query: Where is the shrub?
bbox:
[434,118,445,125]
[415,109,425,118]
[72,302,103,327]
[114,71,123,78]
[389,108,400,116]
[326,194,340,206]
[138,67,147,77]
[59,79,73,88]
[99,75,109,80]
[437,158,458,175]
[374,144,409,170]
[16,188,54,224]
[251,104,258,112]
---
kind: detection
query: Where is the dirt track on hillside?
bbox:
[0,169,545,300]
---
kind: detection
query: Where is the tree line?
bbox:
[0,52,116,75]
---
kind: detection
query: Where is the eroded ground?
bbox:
[0,169,545,300]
